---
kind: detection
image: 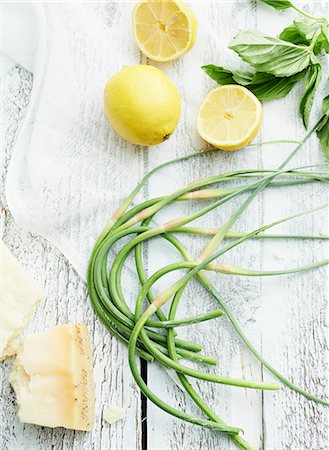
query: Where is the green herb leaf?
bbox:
[317,24,329,54]
[321,94,329,116]
[299,64,322,128]
[229,30,313,77]
[280,20,314,44]
[201,65,254,85]
[321,24,329,45]
[317,94,329,160]
[257,0,293,10]
[280,21,329,55]
[280,24,309,45]
[250,71,306,99]
[293,21,315,40]
[202,64,306,100]
[229,71,254,85]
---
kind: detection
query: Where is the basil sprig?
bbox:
[202,3,329,159]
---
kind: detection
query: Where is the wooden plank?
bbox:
[0,61,141,450]
[146,1,264,449]
[258,2,329,449]
[146,1,328,449]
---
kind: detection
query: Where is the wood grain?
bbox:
[146,1,328,450]
[1,66,142,450]
[1,1,328,450]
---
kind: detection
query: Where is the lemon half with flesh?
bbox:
[197,85,263,151]
[133,0,197,62]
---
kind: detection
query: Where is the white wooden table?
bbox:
[1,2,328,449]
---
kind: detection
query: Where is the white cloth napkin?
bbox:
[2,1,236,279]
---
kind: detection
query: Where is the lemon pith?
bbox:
[133,0,197,62]
[197,85,263,151]
[104,65,181,146]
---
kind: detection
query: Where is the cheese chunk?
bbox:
[104,405,126,425]
[10,323,95,431]
[0,242,43,360]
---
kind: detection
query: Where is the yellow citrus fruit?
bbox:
[104,65,181,146]
[132,0,197,62]
[197,85,263,151]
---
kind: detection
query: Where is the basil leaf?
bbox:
[202,65,306,100]
[201,65,254,85]
[317,94,329,160]
[299,64,322,128]
[250,71,306,100]
[257,0,292,10]
[280,23,310,45]
[294,21,315,40]
[229,31,313,77]
[280,21,329,55]
[281,20,316,41]
[316,24,329,54]
[321,24,329,46]
[232,72,255,85]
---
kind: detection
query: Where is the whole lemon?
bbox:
[104,65,181,146]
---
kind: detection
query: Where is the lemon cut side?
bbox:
[197,85,263,151]
[133,0,197,62]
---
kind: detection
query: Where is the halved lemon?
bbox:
[197,85,263,151]
[132,0,197,62]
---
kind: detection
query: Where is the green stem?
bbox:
[291,3,327,22]
[128,206,327,387]
[247,139,301,146]
[167,282,256,450]
[128,305,243,435]
[309,27,322,52]
[178,227,329,240]
[87,122,329,443]
[132,204,328,403]
[212,259,329,276]
[207,285,329,406]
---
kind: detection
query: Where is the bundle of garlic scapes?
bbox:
[88,122,329,450]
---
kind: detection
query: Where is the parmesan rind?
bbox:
[0,242,43,360]
[104,405,126,425]
[10,323,95,431]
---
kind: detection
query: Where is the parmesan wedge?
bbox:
[10,323,95,431]
[104,405,126,425]
[0,241,43,360]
